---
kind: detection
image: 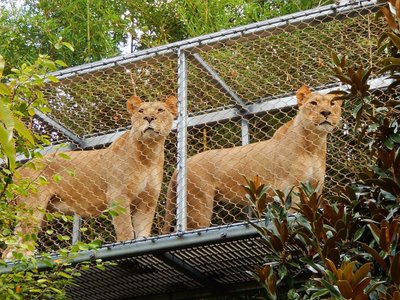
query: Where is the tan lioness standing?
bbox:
[163,86,342,232]
[3,95,177,258]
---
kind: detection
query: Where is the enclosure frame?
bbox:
[3,0,391,298]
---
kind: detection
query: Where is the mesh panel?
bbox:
[5,1,386,255]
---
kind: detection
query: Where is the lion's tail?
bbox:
[162,171,177,234]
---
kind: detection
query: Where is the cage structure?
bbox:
[2,0,392,298]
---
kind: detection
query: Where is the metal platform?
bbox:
[65,222,264,299]
[0,222,265,299]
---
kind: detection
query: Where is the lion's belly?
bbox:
[51,173,109,217]
[213,154,324,205]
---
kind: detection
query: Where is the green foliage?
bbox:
[0,0,333,70]
[127,0,333,49]
[0,54,108,299]
[0,0,128,71]
[248,1,400,298]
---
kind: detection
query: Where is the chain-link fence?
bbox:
[11,0,389,254]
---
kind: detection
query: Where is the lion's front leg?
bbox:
[131,188,160,239]
[108,190,135,242]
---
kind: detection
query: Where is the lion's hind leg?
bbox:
[2,188,54,259]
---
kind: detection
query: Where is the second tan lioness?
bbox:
[163,86,342,232]
[3,95,177,258]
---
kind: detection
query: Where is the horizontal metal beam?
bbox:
[11,144,76,163]
[0,221,260,274]
[155,252,220,287]
[34,109,84,147]
[71,76,393,149]
[48,0,379,81]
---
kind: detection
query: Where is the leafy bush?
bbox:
[0,54,107,299]
[247,1,400,298]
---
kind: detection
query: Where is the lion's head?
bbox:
[127,95,177,140]
[295,85,342,133]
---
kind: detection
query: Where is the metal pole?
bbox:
[72,214,82,245]
[241,119,249,146]
[241,118,251,218]
[176,48,188,233]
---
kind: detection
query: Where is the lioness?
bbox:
[163,86,342,232]
[3,95,177,258]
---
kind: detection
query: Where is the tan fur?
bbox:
[3,95,177,258]
[163,86,342,232]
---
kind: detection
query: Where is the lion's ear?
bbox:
[296,85,312,107]
[330,94,344,107]
[126,96,143,114]
[164,96,178,116]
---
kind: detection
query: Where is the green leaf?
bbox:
[38,175,48,186]
[0,100,14,136]
[310,289,329,300]
[354,226,366,241]
[46,75,59,83]
[55,60,68,67]
[62,42,74,52]
[0,124,16,171]
[58,153,71,160]
[53,174,62,183]
[13,117,34,145]
[0,55,4,78]
[0,83,11,95]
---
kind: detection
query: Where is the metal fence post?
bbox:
[241,119,249,146]
[176,48,188,233]
[72,214,82,245]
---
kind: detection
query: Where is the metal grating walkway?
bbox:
[66,222,265,299]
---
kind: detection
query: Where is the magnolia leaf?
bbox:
[267,272,277,296]
[380,6,397,30]
[381,57,400,65]
[338,280,353,299]
[379,224,390,252]
[342,261,356,282]
[388,32,400,50]
[352,277,371,298]
[360,243,388,271]
[352,263,371,287]
[390,252,400,284]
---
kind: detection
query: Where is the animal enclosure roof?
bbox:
[34,0,381,151]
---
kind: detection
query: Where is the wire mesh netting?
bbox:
[4,0,388,256]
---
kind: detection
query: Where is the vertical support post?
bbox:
[176,48,188,233]
[72,214,82,245]
[241,118,249,146]
[241,118,252,218]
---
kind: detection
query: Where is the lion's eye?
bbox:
[138,108,144,113]
[310,101,318,106]
[330,100,336,106]
[158,108,165,113]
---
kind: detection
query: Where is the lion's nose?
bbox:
[144,116,155,123]
[320,111,331,118]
